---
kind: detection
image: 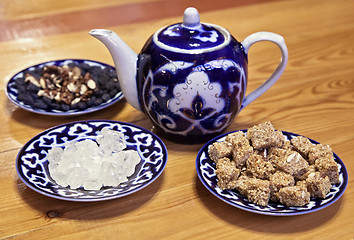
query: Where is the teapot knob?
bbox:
[182,7,201,28]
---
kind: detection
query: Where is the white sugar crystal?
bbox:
[125,150,141,166]
[56,157,77,173]
[101,161,120,186]
[75,139,100,157]
[49,163,68,187]
[124,165,136,177]
[97,128,126,155]
[63,141,76,151]
[47,128,141,190]
[82,180,102,191]
[48,162,58,172]
[66,167,85,189]
[47,147,63,164]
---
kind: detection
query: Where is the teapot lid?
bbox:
[153,7,230,54]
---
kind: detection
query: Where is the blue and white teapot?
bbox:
[90,7,288,142]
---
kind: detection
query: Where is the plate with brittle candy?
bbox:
[196,128,348,216]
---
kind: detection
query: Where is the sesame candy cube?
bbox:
[268,147,287,162]
[225,131,246,143]
[268,147,287,156]
[208,141,232,164]
[235,175,270,206]
[281,140,292,150]
[291,136,313,159]
[297,164,316,181]
[230,136,253,169]
[271,150,309,179]
[245,154,275,180]
[306,172,332,198]
[315,157,340,184]
[269,171,295,202]
[278,186,310,206]
[246,121,285,150]
[308,144,334,165]
[296,180,307,188]
[215,157,240,190]
[235,175,251,196]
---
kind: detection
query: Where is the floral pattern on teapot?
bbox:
[141,58,246,138]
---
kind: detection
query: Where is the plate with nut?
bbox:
[196,122,348,216]
[6,59,124,116]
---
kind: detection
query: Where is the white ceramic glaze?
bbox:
[89,29,141,111]
[182,7,201,28]
[241,31,288,109]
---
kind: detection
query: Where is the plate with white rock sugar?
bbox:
[16,120,167,201]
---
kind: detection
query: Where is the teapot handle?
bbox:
[240,32,288,109]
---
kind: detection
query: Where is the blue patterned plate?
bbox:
[6,59,124,116]
[16,120,167,202]
[196,130,348,216]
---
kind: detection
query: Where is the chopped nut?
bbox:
[37,90,55,100]
[45,78,55,90]
[62,65,69,71]
[72,67,81,78]
[80,84,88,95]
[71,98,81,105]
[47,91,56,100]
[67,82,78,93]
[54,92,61,101]
[60,90,74,105]
[25,74,41,87]
[18,63,120,111]
[68,71,73,79]
[287,152,299,163]
[37,90,45,97]
[87,79,96,89]
[39,77,47,89]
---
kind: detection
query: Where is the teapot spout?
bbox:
[89,29,141,111]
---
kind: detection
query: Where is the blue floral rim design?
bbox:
[5,59,124,116]
[196,130,348,216]
[16,120,168,202]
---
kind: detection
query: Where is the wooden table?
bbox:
[1,0,353,239]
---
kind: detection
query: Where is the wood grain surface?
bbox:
[0,0,353,239]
